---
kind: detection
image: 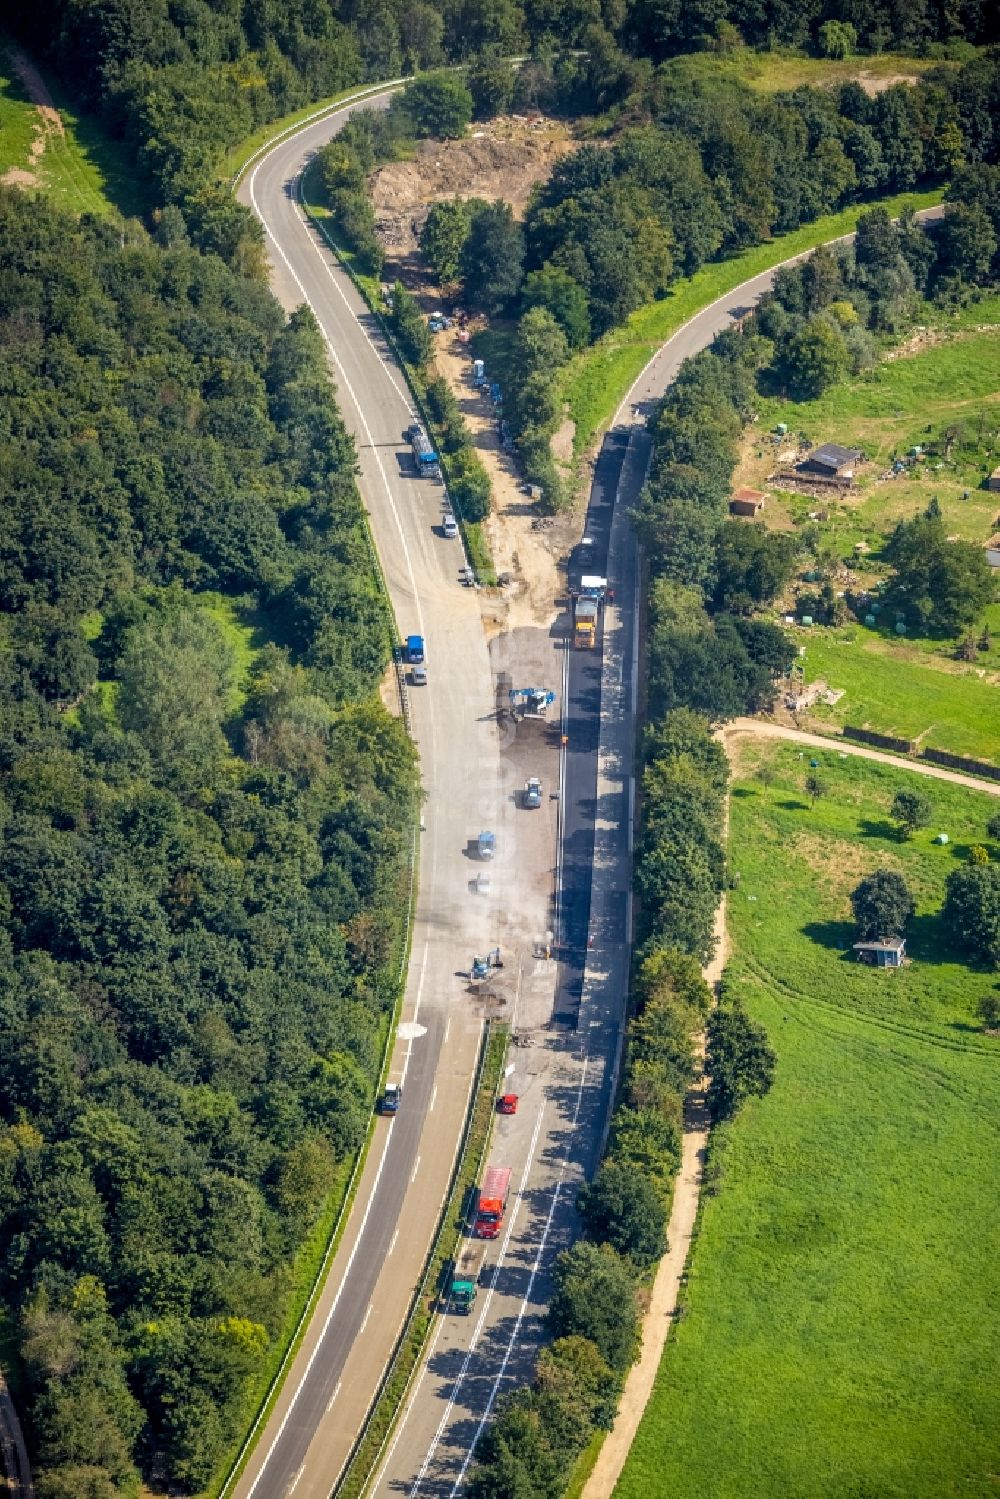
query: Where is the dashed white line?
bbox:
[450,1054,591,1494]
[444,1017,451,1044]
[389,1228,400,1255]
[429,1084,438,1112]
[325,1380,342,1415]
[288,1463,304,1494]
[360,1305,373,1335]
[408,1104,549,1495]
[410,1155,421,1183]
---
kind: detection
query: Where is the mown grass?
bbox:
[793,623,1000,764]
[0,34,145,217]
[560,189,944,463]
[617,746,1000,1499]
[657,46,943,95]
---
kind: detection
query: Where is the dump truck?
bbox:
[474,1165,512,1239]
[407,423,441,478]
[574,595,599,648]
[447,1241,487,1312]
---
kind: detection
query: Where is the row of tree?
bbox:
[467,713,776,1496]
[13,3,997,244]
[0,189,420,1498]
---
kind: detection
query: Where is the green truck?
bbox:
[447,1241,488,1313]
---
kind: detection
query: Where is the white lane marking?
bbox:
[389,1228,400,1255]
[296,178,412,411]
[627,775,635,854]
[430,1084,438,1112]
[247,159,426,640]
[325,1380,342,1415]
[360,1305,373,1335]
[410,1155,421,1184]
[242,1125,395,1498]
[444,1017,451,1044]
[399,940,429,1086]
[450,1055,591,1494]
[407,1104,548,1496]
[554,644,570,951]
[288,1463,304,1493]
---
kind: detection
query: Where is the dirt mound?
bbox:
[370,115,577,256]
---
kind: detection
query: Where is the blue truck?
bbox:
[407,423,440,479]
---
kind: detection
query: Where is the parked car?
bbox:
[478,830,495,860]
[443,513,459,538]
[524,777,542,809]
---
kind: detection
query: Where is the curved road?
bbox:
[232,103,947,1499]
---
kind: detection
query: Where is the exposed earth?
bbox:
[1,48,65,189]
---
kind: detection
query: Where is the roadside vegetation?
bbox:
[618,745,1000,1499]
[0,188,418,1499]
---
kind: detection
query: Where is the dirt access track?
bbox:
[371,115,581,632]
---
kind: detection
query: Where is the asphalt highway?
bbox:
[363,208,949,1497]
[230,89,505,1499]
[232,107,946,1499]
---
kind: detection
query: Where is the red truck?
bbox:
[474,1165,512,1239]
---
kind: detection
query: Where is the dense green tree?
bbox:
[705,997,776,1122]
[420,199,473,284]
[884,512,995,636]
[943,865,1000,968]
[548,1242,639,1375]
[395,71,473,138]
[521,263,591,349]
[781,316,851,398]
[890,789,932,839]
[466,54,517,118]
[389,279,433,367]
[713,523,798,613]
[460,200,525,313]
[850,869,916,939]
[577,1160,667,1266]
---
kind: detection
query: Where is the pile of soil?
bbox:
[370,115,577,256]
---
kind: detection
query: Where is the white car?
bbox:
[411,664,428,686]
[443,513,459,538]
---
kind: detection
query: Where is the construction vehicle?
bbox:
[471,947,502,980]
[508,687,555,721]
[570,575,606,649]
[447,1241,488,1312]
[407,423,441,479]
[523,777,542,809]
[474,1165,512,1239]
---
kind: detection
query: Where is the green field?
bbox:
[794,621,1000,762]
[559,189,944,465]
[617,746,1000,1499]
[0,35,144,216]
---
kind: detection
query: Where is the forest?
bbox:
[0,189,418,1499]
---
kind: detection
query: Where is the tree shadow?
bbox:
[802,919,855,955]
[858,817,903,842]
[778,798,808,810]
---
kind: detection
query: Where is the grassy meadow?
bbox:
[0,34,145,217]
[616,744,1000,1499]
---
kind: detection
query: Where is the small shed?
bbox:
[853,936,906,968]
[729,486,767,518]
[984,535,1000,570]
[986,466,1000,493]
[801,443,862,479]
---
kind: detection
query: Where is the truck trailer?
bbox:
[474,1165,512,1239]
[447,1241,488,1312]
[407,423,441,479]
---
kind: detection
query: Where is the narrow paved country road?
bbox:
[230,97,950,1499]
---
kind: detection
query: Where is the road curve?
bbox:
[230,89,503,1499]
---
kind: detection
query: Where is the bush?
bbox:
[705,996,777,1123]
[389,281,432,368]
[394,71,473,139]
[548,1242,639,1376]
[577,1160,667,1267]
